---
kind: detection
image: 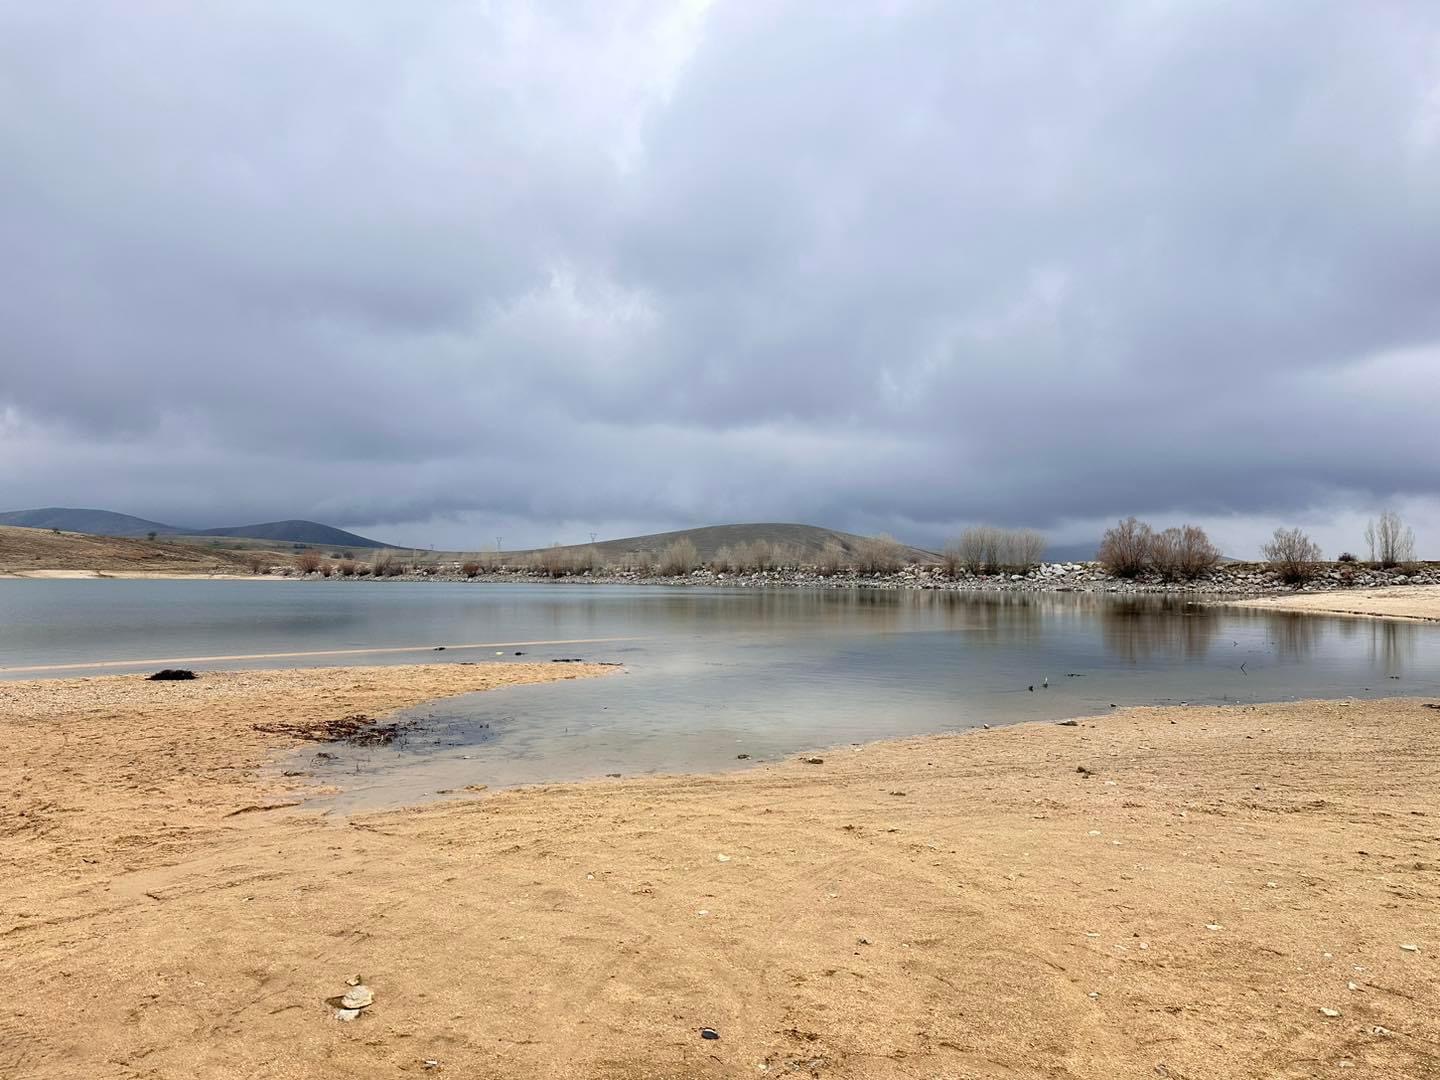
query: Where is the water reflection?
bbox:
[1100,599,1218,662]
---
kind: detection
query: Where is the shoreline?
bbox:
[3,663,1437,1077]
[4,561,1439,600]
[1229,585,1440,623]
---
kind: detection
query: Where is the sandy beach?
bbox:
[1231,585,1440,623]
[3,658,1437,1079]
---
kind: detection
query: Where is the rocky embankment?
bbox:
[284,560,1440,597]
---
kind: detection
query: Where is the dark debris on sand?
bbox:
[252,712,415,746]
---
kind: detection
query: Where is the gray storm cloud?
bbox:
[1,1,1437,554]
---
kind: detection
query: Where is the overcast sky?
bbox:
[2,2,1437,556]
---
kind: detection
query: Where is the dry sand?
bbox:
[3,664,1437,1078]
[1231,585,1440,623]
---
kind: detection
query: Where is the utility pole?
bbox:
[590,532,597,544]
[496,536,503,556]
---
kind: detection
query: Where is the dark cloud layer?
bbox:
[2,2,1438,554]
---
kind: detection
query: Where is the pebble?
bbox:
[1319,1008,1341,1018]
[716,854,731,863]
[1400,943,1419,952]
[1205,924,1223,931]
[335,1008,361,1022]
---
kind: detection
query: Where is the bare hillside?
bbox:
[0,526,266,575]
[503,523,936,562]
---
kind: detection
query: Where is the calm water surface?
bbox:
[2,580,1436,808]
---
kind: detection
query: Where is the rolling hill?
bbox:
[0,525,259,575]
[0,507,391,549]
[0,507,182,537]
[508,523,938,563]
[186,520,389,549]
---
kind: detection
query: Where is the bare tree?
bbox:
[950,526,1046,574]
[1364,510,1415,568]
[853,535,906,575]
[1150,525,1220,581]
[815,544,848,577]
[1262,527,1323,584]
[1098,517,1154,578]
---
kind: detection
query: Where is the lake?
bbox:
[2,580,1436,807]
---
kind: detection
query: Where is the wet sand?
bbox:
[1231,585,1440,622]
[3,664,1437,1078]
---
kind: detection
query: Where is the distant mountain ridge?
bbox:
[0,507,390,549]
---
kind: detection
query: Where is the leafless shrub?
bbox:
[531,544,601,577]
[950,526,1047,574]
[534,545,567,578]
[317,559,334,578]
[461,559,481,578]
[1004,530,1047,572]
[1098,517,1155,578]
[1365,510,1415,568]
[335,559,357,577]
[1150,525,1220,581]
[385,560,408,578]
[617,549,655,575]
[852,535,906,576]
[244,554,269,575]
[295,550,324,574]
[354,562,372,576]
[939,543,963,579]
[658,538,699,576]
[1262,527,1323,584]
[774,544,805,570]
[371,552,393,577]
[815,544,849,577]
[709,546,735,573]
[953,529,991,574]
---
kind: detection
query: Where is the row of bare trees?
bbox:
[941,527,1046,575]
[1364,510,1416,568]
[1098,518,1222,581]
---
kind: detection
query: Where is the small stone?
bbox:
[340,985,374,1010]
[802,757,825,765]
[716,854,731,863]
[423,1061,440,1070]
[1371,1026,1392,1036]
[1347,982,1360,992]
[335,1008,361,1022]
[1400,943,1419,952]
[700,1027,720,1040]
[1319,1007,1341,1018]
[1205,924,1223,931]
[345,974,362,987]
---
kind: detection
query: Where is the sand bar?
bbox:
[2,666,1438,1078]
[1229,584,1440,622]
